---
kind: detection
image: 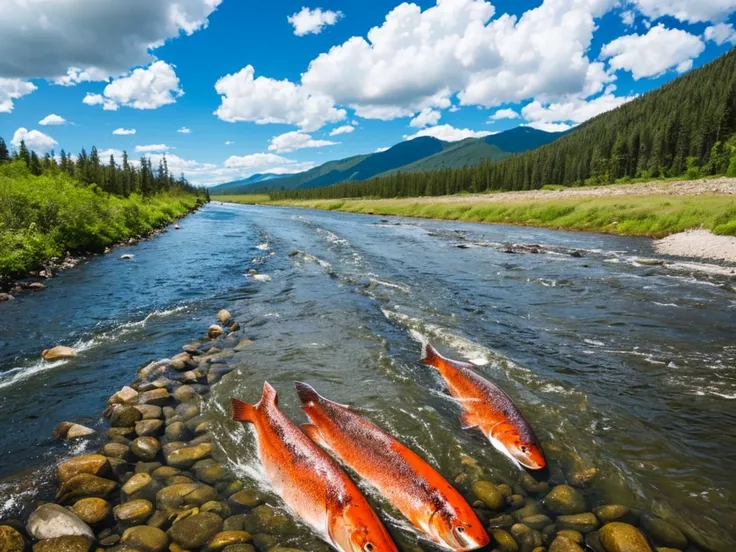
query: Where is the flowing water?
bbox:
[1,203,735,550]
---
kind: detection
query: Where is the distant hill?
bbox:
[210,126,564,195]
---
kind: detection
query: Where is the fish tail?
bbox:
[420,341,442,368]
[294,381,321,405]
[231,398,258,423]
[260,381,279,407]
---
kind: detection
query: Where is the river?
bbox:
[1,202,734,550]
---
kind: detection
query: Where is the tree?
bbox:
[29,151,43,175]
[0,137,9,163]
[18,139,30,167]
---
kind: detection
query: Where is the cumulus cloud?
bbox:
[288,7,343,36]
[522,92,638,127]
[375,146,390,153]
[135,144,170,153]
[224,153,295,169]
[630,0,736,24]
[410,109,442,128]
[177,127,192,134]
[214,65,346,131]
[11,128,58,154]
[620,9,636,26]
[0,0,221,81]
[490,108,520,121]
[268,131,338,153]
[600,24,705,80]
[84,61,183,110]
[523,122,573,132]
[39,114,67,126]
[0,78,37,113]
[404,124,491,142]
[705,23,736,44]
[329,125,356,136]
[113,128,137,135]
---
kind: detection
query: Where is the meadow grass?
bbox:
[214,194,271,204]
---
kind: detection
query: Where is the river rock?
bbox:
[543,485,586,515]
[57,473,117,502]
[510,523,543,551]
[193,460,230,485]
[135,405,163,419]
[512,500,543,522]
[111,405,143,427]
[640,514,687,549]
[110,386,139,405]
[585,531,606,552]
[168,512,223,548]
[556,530,583,544]
[132,436,161,461]
[599,522,652,552]
[108,426,136,440]
[27,503,95,540]
[555,513,600,533]
[41,346,76,360]
[170,353,194,371]
[569,466,599,488]
[234,339,253,351]
[114,499,154,525]
[472,481,505,510]
[520,472,550,494]
[156,483,201,510]
[32,536,93,552]
[202,501,232,519]
[166,443,212,469]
[549,536,584,552]
[102,442,130,460]
[174,385,199,404]
[490,528,518,551]
[594,505,633,524]
[208,325,224,339]
[165,421,188,442]
[121,526,169,552]
[0,525,25,552]
[123,473,154,495]
[229,490,265,509]
[70,498,111,525]
[53,422,94,441]
[138,388,170,406]
[204,530,252,551]
[217,310,232,325]
[0,293,14,301]
[522,514,553,531]
[57,454,111,483]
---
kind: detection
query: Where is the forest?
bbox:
[0,137,208,281]
[273,48,736,201]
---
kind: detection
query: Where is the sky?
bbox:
[0,0,735,187]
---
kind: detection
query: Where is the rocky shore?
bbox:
[654,229,736,263]
[0,310,708,552]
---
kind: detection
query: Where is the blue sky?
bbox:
[0,0,734,186]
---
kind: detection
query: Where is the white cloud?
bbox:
[523,122,573,132]
[620,10,636,26]
[224,153,295,169]
[374,146,390,153]
[0,78,37,113]
[490,108,520,121]
[288,7,343,36]
[177,127,192,134]
[630,0,736,24]
[522,92,638,127]
[135,144,170,153]
[600,25,705,80]
[214,65,346,131]
[113,128,137,135]
[225,141,235,145]
[268,131,338,153]
[705,23,736,44]
[98,148,125,160]
[329,125,356,136]
[11,128,58,154]
[38,114,67,126]
[0,0,221,81]
[85,61,183,110]
[404,124,491,142]
[410,108,442,128]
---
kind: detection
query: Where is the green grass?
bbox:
[0,162,204,279]
[214,194,271,204]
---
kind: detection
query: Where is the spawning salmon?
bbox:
[231,382,398,552]
[295,382,490,551]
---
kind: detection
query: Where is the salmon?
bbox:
[231,382,398,552]
[419,343,546,471]
[296,382,490,551]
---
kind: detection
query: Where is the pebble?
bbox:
[109,386,139,405]
[57,473,118,502]
[131,436,161,461]
[41,346,76,360]
[111,406,143,427]
[599,522,652,552]
[113,499,154,524]
[102,442,130,460]
[229,490,265,508]
[166,443,212,469]
[32,535,92,552]
[217,309,232,325]
[472,481,505,510]
[555,513,600,533]
[490,528,518,551]
[543,485,587,515]
[208,325,224,339]
[549,536,584,552]
[70,498,111,525]
[57,455,111,483]
[138,388,171,406]
[640,514,688,550]
[26,503,95,540]
[205,530,252,550]
[0,525,25,552]
[167,512,223,548]
[136,419,164,436]
[123,473,154,496]
[593,505,632,524]
[121,525,170,552]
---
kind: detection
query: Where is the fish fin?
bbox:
[420,341,443,368]
[260,381,278,407]
[294,381,321,405]
[231,399,257,423]
[460,411,480,430]
[301,423,329,448]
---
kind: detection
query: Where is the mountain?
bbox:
[210,127,564,195]
[275,49,736,200]
[209,173,283,194]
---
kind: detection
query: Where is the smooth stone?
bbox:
[32,536,92,552]
[599,522,652,552]
[204,530,251,551]
[103,442,130,460]
[173,386,198,403]
[555,513,600,534]
[522,514,553,531]
[202,501,232,519]
[146,510,168,530]
[121,526,170,552]
[123,473,154,496]
[167,512,223,548]
[594,505,632,525]
[136,419,164,436]
[152,466,180,480]
[57,473,118,502]
[472,481,505,510]
[138,388,171,406]
[234,339,253,352]
[194,460,230,485]
[556,530,583,544]
[57,455,110,483]
[520,472,550,494]
[507,494,525,509]
[222,545,255,552]
[42,346,76,360]
[165,421,188,441]
[53,422,95,440]
[70,498,111,525]
[135,461,163,474]
[512,500,543,522]
[654,548,682,552]
[491,528,518,552]
[110,386,139,405]
[0,293,15,301]
[568,467,599,488]
[111,406,143,427]
[208,325,224,339]
[585,531,606,552]
[640,514,687,549]
[229,490,264,508]
[134,405,163,421]
[26,503,95,540]
[114,500,154,524]
[248,505,292,534]
[108,427,136,440]
[166,443,212,469]
[132,437,161,461]
[217,310,232,325]
[0,525,25,552]
[549,536,583,552]
[156,483,201,510]
[543,485,586,515]
[170,353,194,371]
[488,514,515,529]
[183,344,201,355]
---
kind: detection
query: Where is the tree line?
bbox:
[273,48,736,201]
[0,136,208,199]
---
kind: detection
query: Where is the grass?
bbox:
[218,190,736,238]
[0,162,205,279]
[214,194,271,205]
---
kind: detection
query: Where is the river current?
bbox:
[0,203,734,549]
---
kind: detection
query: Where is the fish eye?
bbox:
[521,446,528,452]
[364,543,374,552]
[457,527,465,533]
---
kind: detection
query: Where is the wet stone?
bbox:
[166,443,212,469]
[136,419,164,436]
[57,455,111,483]
[520,472,550,494]
[585,531,606,552]
[138,388,171,406]
[202,501,232,519]
[173,385,198,404]
[568,466,599,488]
[488,514,515,529]
[152,466,180,480]
[110,386,139,406]
[221,545,255,552]
[111,406,143,427]
[543,485,586,515]
[640,514,687,550]
[108,427,136,440]
[217,309,232,325]
[491,528,518,551]
[121,525,170,552]
[549,536,584,552]
[146,510,168,529]
[594,505,633,525]
[246,505,293,534]
[57,473,117,502]
[70,498,111,525]
[556,530,583,544]
[204,530,252,551]
[0,525,25,552]
[193,459,230,484]
[114,499,154,525]
[103,442,130,460]
[522,514,553,531]
[135,461,163,474]
[167,512,223,548]
[512,500,543,522]
[555,513,600,534]
[229,490,265,509]
[208,325,224,339]
[165,422,188,442]
[131,436,161,461]
[507,494,526,509]
[32,536,93,552]
[123,473,154,496]
[599,522,652,552]
[472,481,505,510]
[26,503,95,540]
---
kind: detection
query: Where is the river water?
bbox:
[0,203,734,550]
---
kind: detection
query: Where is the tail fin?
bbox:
[231,398,257,423]
[261,381,278,407]
[295,381,321,405]
[420,342,442,368]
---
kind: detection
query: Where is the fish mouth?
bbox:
[427,510,484,551]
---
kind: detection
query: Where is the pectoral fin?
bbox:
[459,411,480,431]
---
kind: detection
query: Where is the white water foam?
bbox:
[248,274,272,282]
[256,243,270,251]
[368,277,411,294]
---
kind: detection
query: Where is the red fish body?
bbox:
[231,382,398,552]
[420,343,546,471]
[295,382,490,551]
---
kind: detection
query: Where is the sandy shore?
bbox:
[655,229,736,263]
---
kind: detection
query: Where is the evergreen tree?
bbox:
[18,140,30,167]
[0,137,9,163]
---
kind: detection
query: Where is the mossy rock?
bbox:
[542,485,586,515]
[32,536,92,552]
[0,525,25,552]
[167,512,223,548]
[472,481,505,510]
